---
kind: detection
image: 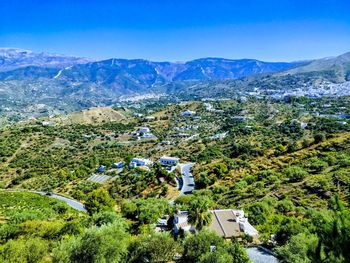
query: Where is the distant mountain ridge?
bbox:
[0,48,304,81]
[0,48,92,72]
[1,47,350,121]
[45,57,304,83]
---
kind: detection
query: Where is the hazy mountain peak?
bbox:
[0,47,92,72]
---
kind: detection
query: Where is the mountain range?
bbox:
[0,48,303,81]
[0,48,350,120]
[0,48,91,72]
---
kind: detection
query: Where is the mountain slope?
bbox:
[173,58,302,80]
[281,51,350,81]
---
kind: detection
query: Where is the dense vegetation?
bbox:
[0,96,350,262]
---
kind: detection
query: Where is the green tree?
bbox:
[128,233,180,262]
[311,196,350,262]
[85,189,114,215]
[284,166,308,182]
[188,196,213,230]
[183,230,224,262]
[276,232,318,263]
[53,221,130,263]
[0,237,49,263]
[92,211,120,227]
[227,238,251,263]
[199,249,233,263]
[122,198,172,225]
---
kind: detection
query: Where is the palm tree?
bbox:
[188,197,213,231]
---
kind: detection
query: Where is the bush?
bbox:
[284,166,309,182]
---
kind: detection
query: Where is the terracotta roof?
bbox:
[208,210,241,238]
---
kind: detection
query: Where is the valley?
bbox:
[0,94,349,262]
[1,48,350,263]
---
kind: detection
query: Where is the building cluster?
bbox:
[132,126,157,140]
[129,156,180,171]
[173,209,258,239]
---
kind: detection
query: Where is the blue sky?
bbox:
[1,0,350,61]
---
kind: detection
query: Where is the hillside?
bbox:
[281,51,350,81]
[0,97,349,262]
[51,107,127,125]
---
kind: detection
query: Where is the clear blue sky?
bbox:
[1,0,350,61]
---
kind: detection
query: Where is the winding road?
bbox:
[42,192,87,212]
[1,189,87,212]
[179,163,195,195]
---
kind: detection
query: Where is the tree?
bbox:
[284,166,308,182]
[188,196,213,230]
[276,232,318,263]
[227,238,251,263]
[128,233,180,262]
[183,230,224,262]
[183,230,250,263]
[92,211,120,227]
[85,189,114,215]
[122,198,172,225]
[199,249,233,263]
[53,221,130,263]
[0,237,49,263]
[311,196,350,262]
[212,163,228,178]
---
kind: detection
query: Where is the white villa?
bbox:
[159,156,180,166]
[138,126,150,133]
[129,158,153,168]
[181,110,196,116]
[173,209,258,239]
[173,211,196,233]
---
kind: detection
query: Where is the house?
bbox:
[96,165,106,173]
[129,158,153,168]
[161,140,171,145]
[138,127,150,133]
[173,211,196,234]
[181,110,195,116]
[139,133,156,139]
[144,116,156,122]
[209,209,258,239]
[112,162,124,168]
[173,209,258,239]
[41,121,55,127]
[160,156,180,166]
[209,132,228,140]
[133,113,143,118]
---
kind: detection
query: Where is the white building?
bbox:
[112,162,124,168]
[173,209,258,239]
[138,127,150,133]
[159,156,180,166]
[181,110,195,116]
[144,116,156,121]
[139,133,156,139]
[130,158,153,168]
[173,211,196,233]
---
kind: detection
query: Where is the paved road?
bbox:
[43,192,87,212]
[1,189,87,212]
[179,163,195,195]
